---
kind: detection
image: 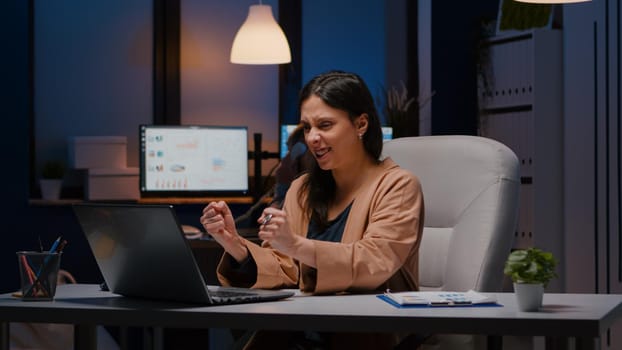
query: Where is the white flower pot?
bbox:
[514,282,544,312]
[40,179,62,200]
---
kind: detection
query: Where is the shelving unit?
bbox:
[477,29,563,291]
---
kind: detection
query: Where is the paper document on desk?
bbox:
[383,290,497,306]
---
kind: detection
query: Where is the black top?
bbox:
[228,202,353,281]
[306,202,353,242]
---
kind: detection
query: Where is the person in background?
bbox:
[200,70,424,349]
[269,124,313,209]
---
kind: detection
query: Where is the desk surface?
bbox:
[1,284,622,338]
[29,196,263,206]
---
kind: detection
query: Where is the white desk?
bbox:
[0,284,621,350]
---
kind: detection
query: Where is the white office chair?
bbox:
[382,135,520,350]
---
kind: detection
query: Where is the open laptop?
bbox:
[72,203,294,305]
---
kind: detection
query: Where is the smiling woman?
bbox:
[200,70,425,349]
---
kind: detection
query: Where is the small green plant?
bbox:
[504,247,557,287]
[41,161,65,179]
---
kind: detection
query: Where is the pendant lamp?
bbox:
[230,4,291,64]
[513,0,590,3]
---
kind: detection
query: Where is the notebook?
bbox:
[72,203,295,305]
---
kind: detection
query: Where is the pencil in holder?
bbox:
[16,251,61,301]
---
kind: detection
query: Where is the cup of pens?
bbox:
[17,250,62,301]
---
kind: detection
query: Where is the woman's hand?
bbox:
[200,201,248,262]
[258,208,315,267]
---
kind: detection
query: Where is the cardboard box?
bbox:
[86,167,139,200]
[69,136,127,169]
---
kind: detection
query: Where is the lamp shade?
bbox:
[230,4,291,64]
[513,0,590,3]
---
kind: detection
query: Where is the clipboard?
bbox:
[377,290,502,308]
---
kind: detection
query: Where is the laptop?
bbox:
[72,203,295,305]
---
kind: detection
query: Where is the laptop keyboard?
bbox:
[209,288,262,304]
[211,289,257,298]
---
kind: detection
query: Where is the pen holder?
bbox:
[17,251,61,301]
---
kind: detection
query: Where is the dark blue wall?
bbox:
[2,1,35,292]
[431,1,499,135]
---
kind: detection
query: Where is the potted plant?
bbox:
[40,160,65,200]
[376,82,435,138]
[504,247,557,311]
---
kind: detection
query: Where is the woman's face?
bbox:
[300,95,365,171]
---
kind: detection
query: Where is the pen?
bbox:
[36,236,62,277]
[261,214,273,226]
[20,255,35,284]
[48,236,62,254]
[55,240,68,253]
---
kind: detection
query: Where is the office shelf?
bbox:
[477,29,563,291]
[29,196,264,206]
[137,197,255,205]
[29,198,85,206]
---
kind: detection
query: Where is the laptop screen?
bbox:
[140,125,249,197]
[73,203,295,305]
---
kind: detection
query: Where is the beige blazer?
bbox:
[217,158,424,294]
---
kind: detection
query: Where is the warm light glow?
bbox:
[513,0,591,3]
[230,4,291,65]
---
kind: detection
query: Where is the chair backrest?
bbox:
[382,135,520,292]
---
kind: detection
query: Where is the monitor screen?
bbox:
[382,126,393,141]
[280,125,394,158]
[280,124,300,158]
[140,125,249,197]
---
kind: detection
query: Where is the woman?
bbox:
[201,71,424,349]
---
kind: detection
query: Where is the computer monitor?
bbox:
[139,125,249,197]
[280,124,300,159]
[382,126,393,141]
[280,125,394,158]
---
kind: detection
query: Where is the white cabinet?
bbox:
[477,29,564,292]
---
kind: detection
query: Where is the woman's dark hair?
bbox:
[298,71,383,229]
